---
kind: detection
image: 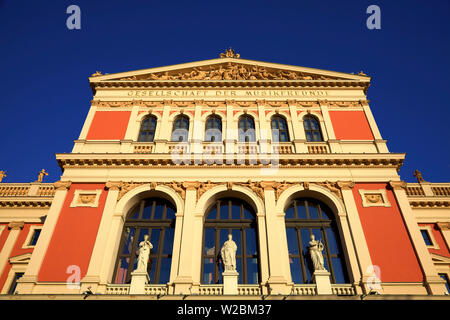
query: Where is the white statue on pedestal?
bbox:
[308,234,325,271]
[136,234,152,272]
[221,234,237,272]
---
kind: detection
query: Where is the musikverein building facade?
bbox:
[0,51,449,299]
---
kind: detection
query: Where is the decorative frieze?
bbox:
[56,155,405,170]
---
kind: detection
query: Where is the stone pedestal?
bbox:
[129,271,149,295]
[223,270,239,295]
[312,270,332,295]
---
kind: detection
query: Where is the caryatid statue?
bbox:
[308,234,325,271]
[136,235,153,272]
[221,234,237,272]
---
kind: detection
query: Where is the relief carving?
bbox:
[117,63,338,81]
[365,193,383,204]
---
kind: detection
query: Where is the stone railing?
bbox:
[203,143,223,155]
[145,284,168,295]
[198,285,223,295]
[406,185,425,196]
[37,185,56,196]
[291,285,317,295]
[237,285,262,296]
[0,184,30,197]
[134,143,154,154]
[406,183,450,197]
[331,284,356,295]
[431,186,450,197]
[237,143,258,154]
[167,143,190,154]
[306,143,328,154]
[105,285,130,295]
[0,183,56,197]
[272,143,293,154]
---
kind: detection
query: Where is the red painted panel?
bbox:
[86,111,131,140]
[0,224,42,292]
[329,110,374,140]
[419,223,450,257]
[353,183,424,282]
[0,224,10,253]
[38,184,107,282]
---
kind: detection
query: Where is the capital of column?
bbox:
[105,181,123,191]
[437,222,450,231]
[389,180,407,190]
[337,181,355,190]
[54,180,72,191]
[8,221,24,230]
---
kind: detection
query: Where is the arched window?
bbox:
[171,115,190,142]
[138,115,157,142]
[205,115,222,142]
[238,115,256,142]
[113,198,176,284]
[271,115,290,142]
[285,198,349,284]
[202,198,259,284]
[303,115,323,142]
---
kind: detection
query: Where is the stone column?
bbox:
[262,186,290,294]
[154,102,171,153]
[389,181,447,295]
[0,221,24,285]
[172,183,198,294]
[361,101,389,153]
[192,101,203,163]
[288,100,308,153]
[437,222,450,252]
[257,101,270,156]
[72,105,97,153]
[337,181,380,294]
[80,182,121,294]
[319,100,341,153]
[16,181,71,294]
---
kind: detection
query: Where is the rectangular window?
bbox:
[439,273,450,294]
[420,229,433,246]
[29,229,41,246]
[8,273,24,294]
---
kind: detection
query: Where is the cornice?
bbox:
[91,80,369,93]
[0,199,53,209]
[409,199,450,208]
[55,153,405,170]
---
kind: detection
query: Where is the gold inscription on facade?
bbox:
[127,90,328,98]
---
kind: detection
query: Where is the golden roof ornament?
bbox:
[0,170,6,183]
[91,71,103,77]
[358,70,367,76]
[220,48,240,59]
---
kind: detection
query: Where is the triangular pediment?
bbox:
[90,57,370,82]
[9,252,32,264]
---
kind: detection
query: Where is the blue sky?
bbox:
[0,0,449,183]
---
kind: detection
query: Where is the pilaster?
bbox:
[389,181,448,295]
[16,181,71,294]
[262,187,290,294]
[0,221,24,291]
[80,182,121,293]
[337,181,381,294]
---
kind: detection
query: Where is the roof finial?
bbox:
[220,47,240,59]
